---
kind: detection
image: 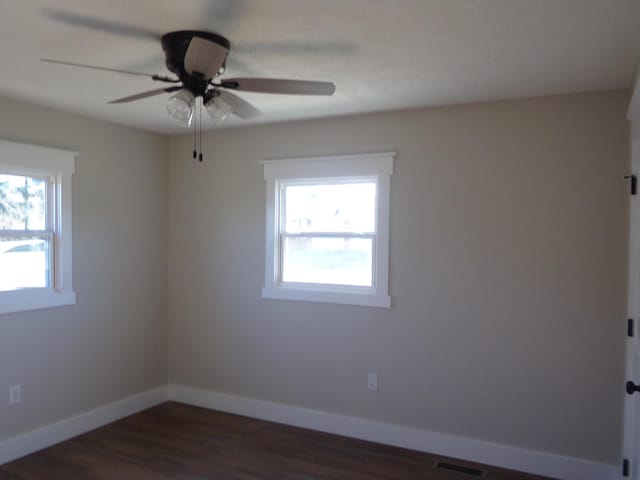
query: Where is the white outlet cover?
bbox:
[368,373,379,391]
[9,384,21,405]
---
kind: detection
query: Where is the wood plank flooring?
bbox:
[0,402,554,480]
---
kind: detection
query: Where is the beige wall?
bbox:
[168,90,629,464]
[0,96,169,440]
[0,89,628,465]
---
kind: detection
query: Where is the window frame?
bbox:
[0,139,76,315]
[262,152,394,308]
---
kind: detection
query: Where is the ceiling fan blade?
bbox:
[108,86,181,104]
[41,59,163,79]
[184,36,228,80]
[221,78,335,95]
[217,91,261,119]
[41,8,162,41]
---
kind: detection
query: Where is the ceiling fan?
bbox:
[42,30,336,128]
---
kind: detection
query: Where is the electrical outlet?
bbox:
[9,384,21,405]
[367,373,379,392]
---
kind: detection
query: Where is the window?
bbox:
[262,152,394,308]
[0,139,76,315]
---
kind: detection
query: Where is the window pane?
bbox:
[0,174,47,230]
[282,236,373,287]
[284,182,376,234]
[0,237,51,291]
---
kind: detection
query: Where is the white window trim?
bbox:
[0,139,76,315]
[262,152,394,308]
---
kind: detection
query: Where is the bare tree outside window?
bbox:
[0,174,49,291]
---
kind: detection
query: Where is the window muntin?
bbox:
[262,152,394,308]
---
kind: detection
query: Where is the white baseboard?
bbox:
[0,383,618,480]
[0,385,168,466]
[168,384,617,480]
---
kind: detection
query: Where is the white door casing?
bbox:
[624,65,640,479]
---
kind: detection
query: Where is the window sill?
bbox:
[0,289,76,315]
[262,285,390,308]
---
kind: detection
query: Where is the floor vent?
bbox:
[434,460,486,477]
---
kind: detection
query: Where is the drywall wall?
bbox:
[168,90,629,464]
[0,96,169,441]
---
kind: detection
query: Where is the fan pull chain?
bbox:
[190,98,206,163]
[198,101,203,162]
[192,105,197,160]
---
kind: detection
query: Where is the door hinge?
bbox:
[629,318,635,338]
[623,458,630,477]
[624,174,637,195]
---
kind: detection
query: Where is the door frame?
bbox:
[623,63,640,478]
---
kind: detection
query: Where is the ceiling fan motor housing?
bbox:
[161,30,230,95]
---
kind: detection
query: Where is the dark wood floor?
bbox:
[0,402,554,480]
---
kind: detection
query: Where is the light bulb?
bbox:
[205,96,233,125]
[167,89,195,126]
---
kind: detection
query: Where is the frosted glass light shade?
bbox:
[167,89,195,126]
[205,96,233,125]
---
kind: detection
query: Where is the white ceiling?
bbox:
[0,0,639,134]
